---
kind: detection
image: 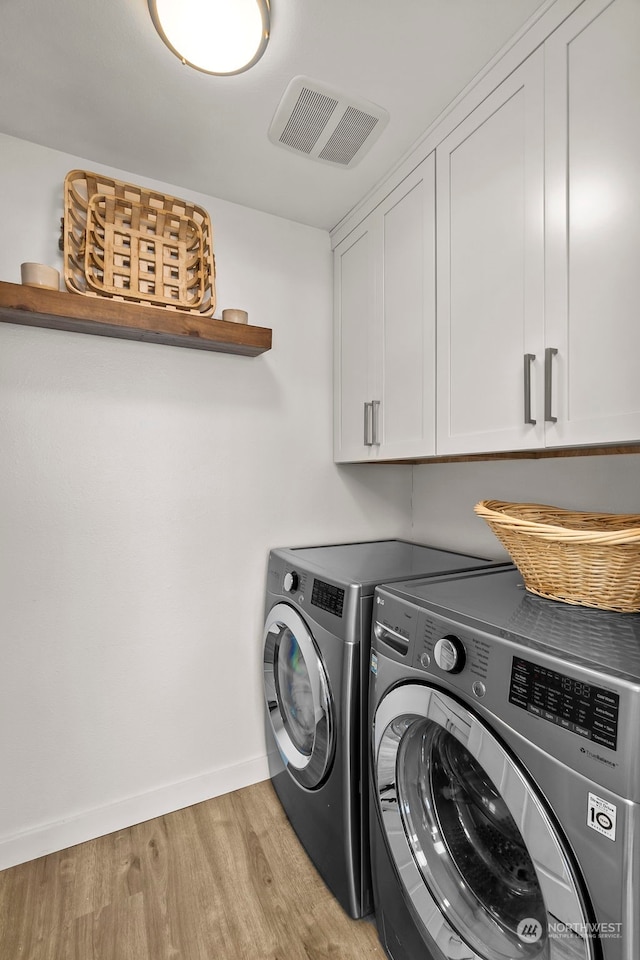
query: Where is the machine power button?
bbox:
[283,571,299,593]
[433,635,466,674]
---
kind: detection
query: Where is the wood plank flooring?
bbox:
[0,779,385,959]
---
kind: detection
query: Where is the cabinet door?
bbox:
[436,51,545,455]
[333,221,378,462]
[334,157,436,463]
[544,0,640,446]
[375,155,436,460]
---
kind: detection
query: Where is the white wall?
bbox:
[411,455,640,558]
[0,134,413,868]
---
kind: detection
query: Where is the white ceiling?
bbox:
[0,0,549,231]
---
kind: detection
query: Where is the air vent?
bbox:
[268,76,389,168]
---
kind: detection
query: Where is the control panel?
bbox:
[311,578,345,618]
[509,656,619,751]
[373,595,491,681]
[419,615,490,681]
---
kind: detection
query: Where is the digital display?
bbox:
[311,578,344,618]
[509,656,619,750]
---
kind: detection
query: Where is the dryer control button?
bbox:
[434,635,466,674]
[419,652,431,669]
[472,680,487,699]
[283,571,299,593]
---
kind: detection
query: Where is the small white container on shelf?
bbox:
[21,262,60,291]
[222,308,249,324]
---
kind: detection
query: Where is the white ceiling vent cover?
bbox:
[268,76,389,168]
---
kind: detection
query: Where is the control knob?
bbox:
[283,571,299,593]
[433,634,466,674]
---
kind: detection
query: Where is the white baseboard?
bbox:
[0,754,270,872]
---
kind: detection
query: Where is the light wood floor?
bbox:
[0,779,385,959]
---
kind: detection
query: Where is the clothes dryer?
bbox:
[370,566,640,960]
[262,540,505,919]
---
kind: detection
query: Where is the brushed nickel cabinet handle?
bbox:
[544,347,558,423]
[371,400,381,445]
[363,401,373,446]
[524,354,536,424]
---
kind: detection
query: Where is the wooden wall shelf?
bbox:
[0,281,272,356]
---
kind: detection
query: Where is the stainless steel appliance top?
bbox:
[383,566,640,683]
[274,539,501,595]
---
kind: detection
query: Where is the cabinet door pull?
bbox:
[371,400,381,445]
[524,354,536,424]
[544,347,558,423]
[363,402,373,446]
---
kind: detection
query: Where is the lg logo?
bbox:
[517,918,543,943]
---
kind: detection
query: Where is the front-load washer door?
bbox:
[263,603,334,789]
[373,684,595,960]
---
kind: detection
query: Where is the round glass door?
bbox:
[263,603,334,789]
[374,684,594,960]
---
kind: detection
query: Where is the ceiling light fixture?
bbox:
[148,0,270,76]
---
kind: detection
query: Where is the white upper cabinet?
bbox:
[334,219,377,462]
[437,0,640,456]
[544,0,640,447]
[334,0,639,462]
[334,156,436,462]
[436,51,545,455]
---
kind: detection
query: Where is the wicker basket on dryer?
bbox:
[474,499,640,613]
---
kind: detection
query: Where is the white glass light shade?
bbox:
[149,0,270,76]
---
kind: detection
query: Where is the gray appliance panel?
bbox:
[384,567,640,683]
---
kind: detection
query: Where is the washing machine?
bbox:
[369,565,640,960]
[262,540,506,919]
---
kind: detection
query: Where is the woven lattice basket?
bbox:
[62,170,216,315]
[474,500,640,613]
